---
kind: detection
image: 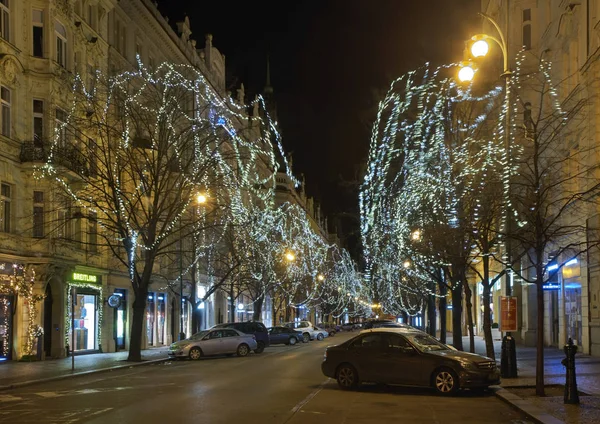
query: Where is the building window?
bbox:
[58,198,71,239]
[0,0,9,41]
[33,9,43,57]
[55,108,67,146]
[33,99,44,145]
[55,21,67,68]
[1,86,10,138]
[33,191,44,238]
[88,211,97,252]
[522,9,532,50]
[87,63,96,94]
[72,206,82,244]
[1,183,11,233]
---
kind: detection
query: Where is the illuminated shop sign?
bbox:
[542,282,560,290]
[72,272,99,283]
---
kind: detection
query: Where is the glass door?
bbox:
[146,293,155,345]
[74,292,98,351]
[114,289,127,350]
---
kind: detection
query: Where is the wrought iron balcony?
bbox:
[20,140,89,176]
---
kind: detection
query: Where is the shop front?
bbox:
[67,272,103,354]
[146,292,167,346]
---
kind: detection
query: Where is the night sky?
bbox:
[157,0,480,254]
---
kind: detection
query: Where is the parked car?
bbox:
[321,328,500,394]
[212,321,269,353]
[169,328,257,360]
[284,321,328,341]
[268,326,304,345]
[362,319,419,331]
[317,323,338,336]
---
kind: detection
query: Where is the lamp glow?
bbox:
[458,65,475,82]
[471,39,489,58]
[196,193,207,204]
[285,252,296,262]
[317,274,325,281]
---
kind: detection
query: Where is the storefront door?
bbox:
[565,287,582,346]
[74,291,98,352]
[0,295,13,361]
[114,289,127,350]
[146,293,155,346]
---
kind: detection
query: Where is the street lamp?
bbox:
[317,274,325,282]
[466,13,517,378]
[410,229,421,241]
[403,260,411,269]
[196,192,208,204]
[458,64,476,83]
[285,251,296,262]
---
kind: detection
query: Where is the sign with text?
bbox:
[500,296,518,332]
[72,272,99,283]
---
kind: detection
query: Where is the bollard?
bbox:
[561,338,580,404]
[500,335,518,378]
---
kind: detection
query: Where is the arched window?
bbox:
[522,9,532,50]
[55,21,67,68]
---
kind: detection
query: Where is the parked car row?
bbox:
[168,320,332,360]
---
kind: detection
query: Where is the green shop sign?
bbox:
[72,272,99,283]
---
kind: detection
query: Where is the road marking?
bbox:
[290,378,330,413]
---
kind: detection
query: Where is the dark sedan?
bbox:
[321,328,500,395]
[268,326,304,345]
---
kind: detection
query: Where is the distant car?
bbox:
[362,319,420,331]
[268,326,304,345]
[169,328,257,360]
[317,323,338,336]
[212,321,269,353]
[321,328,500,394]
[284,321,328,341]
[341,323,355,331]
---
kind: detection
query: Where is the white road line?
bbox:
[290,378,330,413]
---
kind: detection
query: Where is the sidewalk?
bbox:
[0,348,169,390]
[459,334,600,424]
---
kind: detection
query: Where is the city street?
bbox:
[0,333,533,424]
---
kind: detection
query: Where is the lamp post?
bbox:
[179,192,208,340]
[460,13,517,377]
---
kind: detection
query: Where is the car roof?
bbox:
[359,327,425,335]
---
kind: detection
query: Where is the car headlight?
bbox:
[459,360,478,371]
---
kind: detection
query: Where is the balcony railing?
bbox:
[21,140,89,175]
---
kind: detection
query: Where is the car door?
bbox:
[269,327,283,344]
[346,334,387,383]
[221,329,239,353]
[381,333,423,386]
[201,330,224,355]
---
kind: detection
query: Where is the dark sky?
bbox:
[157,0,480,252]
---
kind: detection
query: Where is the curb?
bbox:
[494,387,565,424]
[0,357,169,392]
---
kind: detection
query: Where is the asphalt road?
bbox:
[0,332,533,424]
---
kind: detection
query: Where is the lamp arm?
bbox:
[478,12,509,72]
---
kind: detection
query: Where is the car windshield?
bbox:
[406,333,451,352]
[189,331,209,341]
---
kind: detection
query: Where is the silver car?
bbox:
[168,328,258,360]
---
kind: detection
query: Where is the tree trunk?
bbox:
[438,282,447,343]
[463,281,475,353]
[536,267,545,396]
[427,287,437,337]
[451,283,463,350]
[191,304,201,334]
[128,286,148,362]
[253,296,264,321]
[229,294,235,323]
[482,255,495,359]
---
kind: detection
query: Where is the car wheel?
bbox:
[289,336,297,345]
[189,347,202,360]
[302,333,310,343]
[336,363,358,390]
[237,343,250,357]
[317,333,324,341]
[433,368,459,395]
[254,341,265,354]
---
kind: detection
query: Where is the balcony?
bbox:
[20,140,89,176]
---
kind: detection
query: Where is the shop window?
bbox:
[55,21,67,68]
[73,293,97,351]
[1,183,11,233]
[32,9,43,57]
[72,206,82,244]
[146,293,155,345]
[0,0,9,42]
[33,99,44,144]
[1,86,11,138]
[33,190,44,238]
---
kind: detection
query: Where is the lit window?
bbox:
[0,0,9,41]
[32,9,43,57]
[1,86,10,138]
[55,21,67,68]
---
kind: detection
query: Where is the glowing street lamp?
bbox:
[458,64,475,82]
[411,229,421,241]
[196,192,208,204]
[470,38,489,58]
[317,274,325,282]
[403,260,411,269]
[285,251,296,262]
